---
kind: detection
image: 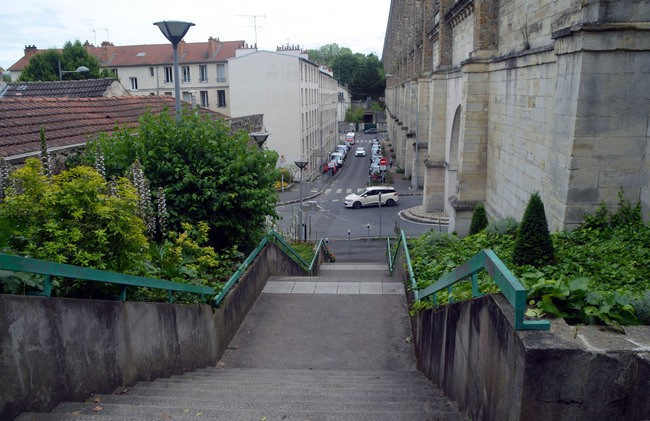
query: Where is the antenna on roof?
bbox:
[100,28,110,42]
[236,14,265,50]
[90,27,96,46]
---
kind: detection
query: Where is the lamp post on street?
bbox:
[294,160,309,241]
[154,20,195,122]
[58,61,89,81]
[251,131,270,149]
[386,74,419,190]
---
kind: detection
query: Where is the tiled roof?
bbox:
[0,79,125,98]
[9,39,247,71]
[0,96,227,159]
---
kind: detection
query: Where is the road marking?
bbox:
[336,189,342,194]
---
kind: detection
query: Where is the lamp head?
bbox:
[154,21,195,45]
[294,160,309,169]
[250,132,270,149]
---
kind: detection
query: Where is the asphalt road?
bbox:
[274,132,442,241]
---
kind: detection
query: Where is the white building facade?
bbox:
[228,47,350,177]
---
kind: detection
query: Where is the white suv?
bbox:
[344,186,399,209]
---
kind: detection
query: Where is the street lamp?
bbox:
[386,74,419,190]
[251,131,270,149]
[58,61,89,81]
[154,20,195,122]
[294,160,309,241]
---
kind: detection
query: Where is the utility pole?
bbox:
[237,14,266,48]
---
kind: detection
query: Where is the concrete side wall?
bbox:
[392,254,650,420]
[0,241,308,421]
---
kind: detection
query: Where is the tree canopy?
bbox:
[308,43,385,100]
[84,108,281,253]
[19,40,114,82]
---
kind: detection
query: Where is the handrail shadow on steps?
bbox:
[387,230,550,331]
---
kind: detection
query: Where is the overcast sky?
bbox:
[1,0,392,70]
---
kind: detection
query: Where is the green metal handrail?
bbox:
[387,231,549,331]
[0,253,213,303]
[387,230,419,301]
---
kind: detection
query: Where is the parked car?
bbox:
[330,152,345,167]
[364,127,379,134]
[355,147,366,157]
[344,186,399,209]
[323,161,337,174]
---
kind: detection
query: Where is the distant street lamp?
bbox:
[294,160,309,241]
[154,20,195,122]
[58,61,89,81]
[386,74,419,190]
[251,131,270,149]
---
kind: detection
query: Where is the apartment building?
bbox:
[228,46,350,177]
[8,38,254,116]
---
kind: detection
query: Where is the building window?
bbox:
[110,68,118,78]
[200,91,209,107]
[217,90,226,107]
[164,91,172,96]
[216,64,226,82]
[129,77,138,90]
[149,67,154,77]
[182,66,190,82]
[164,67,173,83]
[199,65,208,82]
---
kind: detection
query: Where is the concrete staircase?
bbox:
[16,248,467,421]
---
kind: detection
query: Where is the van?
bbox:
[345,132,356,145]
[330,152,344,167]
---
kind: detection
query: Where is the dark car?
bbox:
[364,128,379,134]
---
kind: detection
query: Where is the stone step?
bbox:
[19,403,465,421]
[49,394,451,414]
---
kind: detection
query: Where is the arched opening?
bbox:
[445,105,462,207]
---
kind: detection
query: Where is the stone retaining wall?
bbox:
[0,241,308,420]
[393,251,650,420]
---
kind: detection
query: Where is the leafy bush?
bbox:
[0,159,148,272]
[486,216,519,238]
[512,192,554,267]
[469,204,488,236]
[407,190,649,328]
[0,159,149,297]
[83,109,281,254]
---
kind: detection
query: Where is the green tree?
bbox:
[308,44,385,100]
[19,40,105,81]
[469,204,488,236]
[85,108,281,253]
[512,192,555,267]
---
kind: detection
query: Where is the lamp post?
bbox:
[251,131,270,149]
[58,61,89,81]
[154,20,195,122]
[294,160,309,241]
[386,74,418,190]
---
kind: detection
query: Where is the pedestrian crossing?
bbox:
[325,188,356,195]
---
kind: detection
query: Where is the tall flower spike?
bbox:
[157,187,168,239]
[94,142,106,180]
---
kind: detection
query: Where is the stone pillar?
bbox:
[423,73,448,211]
[450,57,490,236]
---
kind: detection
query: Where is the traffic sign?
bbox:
[379,158,388,166]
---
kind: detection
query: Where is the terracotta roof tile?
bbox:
[0,96,227,159]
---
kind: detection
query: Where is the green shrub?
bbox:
[469,204,488,236]
[632,292,650,325]
[486,216,519,238]
[0,159,149,297]
[512,192,554,267]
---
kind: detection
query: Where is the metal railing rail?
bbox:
[387,230,419,302]
[387,231,550,331]
[214,230,316,308]
[0,253,213,303]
